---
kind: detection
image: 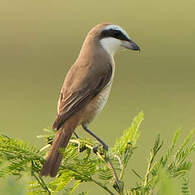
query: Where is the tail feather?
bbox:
[40,129,72,177]
[40,112,81,177]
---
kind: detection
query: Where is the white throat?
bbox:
[100,37,121,56]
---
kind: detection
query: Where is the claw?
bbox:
[93,145,99,153]
[103,144,108,151]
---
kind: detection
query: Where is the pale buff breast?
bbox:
[81,82,113,124]
[81,59,115,125]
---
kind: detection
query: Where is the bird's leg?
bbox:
[82,124,108,151]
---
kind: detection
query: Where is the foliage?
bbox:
[0,112,194,195]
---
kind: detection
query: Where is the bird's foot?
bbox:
[92,143,108,154]
[92,144,99,154]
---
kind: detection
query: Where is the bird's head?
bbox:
[90,23,140,56]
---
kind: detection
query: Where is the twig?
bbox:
[61,163,114,195]
[91,179,114,195]
[144,150,155,187]
[104,154,123,194]
[114,155,122,170]
[31,161,51,194]
[144,136,163,187]
[32,171,51,194]
[70,139,123,194]
[119,161,125,181]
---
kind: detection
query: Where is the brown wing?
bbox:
[52,63,112,130]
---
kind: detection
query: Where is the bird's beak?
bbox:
[121,40,140,51]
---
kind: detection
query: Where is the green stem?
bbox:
[144,151,154,187]
[33,172,51,195]
[61,165,114,195]
[31,161,51,194]
[70,139,123,194]
[106,156,123,194]
[95,151,123,194]
[92,178,114,195]
[119,162,125,181]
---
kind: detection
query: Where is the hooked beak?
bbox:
[121,40,140,51]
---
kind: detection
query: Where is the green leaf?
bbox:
[112,111,143,155]
[181,176,191,195]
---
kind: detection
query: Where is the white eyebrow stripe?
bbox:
[103,25,131,40]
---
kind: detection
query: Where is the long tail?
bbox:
[40,129,72,177]
[40,114,80,177]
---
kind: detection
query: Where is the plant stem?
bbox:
[32,172,51,194]
[92,178,114,195]
[96,151,123,194]
[106,157,123,194]
[31,160,51,194]
[119,162,125,181]
[144,151,154,187]
[70,139,123,194]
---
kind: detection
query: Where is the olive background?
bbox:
[0,0,195,194]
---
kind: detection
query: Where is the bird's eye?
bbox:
[113,30,121,38]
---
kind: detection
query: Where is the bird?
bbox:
[40,23,140,177]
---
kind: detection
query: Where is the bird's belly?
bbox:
[81,83,112,124]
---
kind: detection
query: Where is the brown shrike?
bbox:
[40,23,140,177]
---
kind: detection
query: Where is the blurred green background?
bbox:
[0,0,195,194]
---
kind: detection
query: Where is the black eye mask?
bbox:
[100,29,130,42]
